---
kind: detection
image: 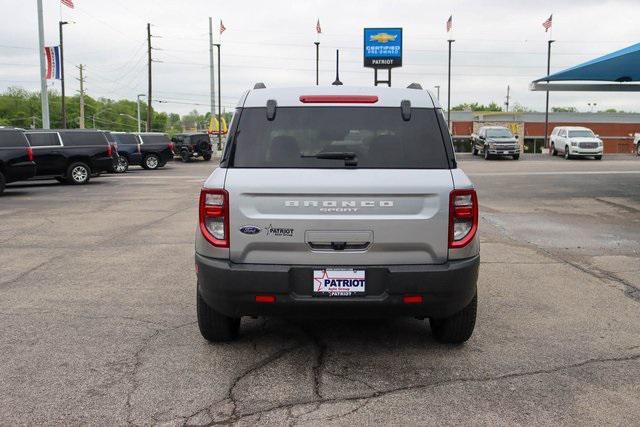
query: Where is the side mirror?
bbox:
[595,134,600,138]
[479,135,485,140]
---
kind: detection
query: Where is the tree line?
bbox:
[0,87,232,136]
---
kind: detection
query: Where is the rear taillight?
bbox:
[449,189,478,249]
[168,142,174,152]
[26,147,34,162]
[199,188,229,248]
[106,144,112,157]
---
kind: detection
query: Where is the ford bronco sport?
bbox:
[196,85,480,344]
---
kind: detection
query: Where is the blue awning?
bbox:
[535,42,640,82]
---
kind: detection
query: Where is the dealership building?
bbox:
[450,111,640,154]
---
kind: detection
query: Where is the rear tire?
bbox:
[181,150,191,162]
[66,162,91,185]
[513,154,520,160]
[141,154,159,170]
[430,293,477,344]
[636,144,640,156]
[115,156,129,173]
[197,288,240,342]
[594,155,602,160]
[203,153,212,161]
[0,171,5,194]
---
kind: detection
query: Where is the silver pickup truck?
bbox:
[195,84,480,344]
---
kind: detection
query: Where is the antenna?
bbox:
[332,49,343,86]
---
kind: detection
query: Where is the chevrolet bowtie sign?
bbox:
[364,28,403,69]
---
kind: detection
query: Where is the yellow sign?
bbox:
[369,33,397,43]
[208,116,228,135]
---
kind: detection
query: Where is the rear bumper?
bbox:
[5,162,37,183]
[93,157,116,173]
[196,254,479,319]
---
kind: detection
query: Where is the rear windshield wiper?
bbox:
[301,151,358,167]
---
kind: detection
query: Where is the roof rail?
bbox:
[253,82,266,89]
[407,83,422,90]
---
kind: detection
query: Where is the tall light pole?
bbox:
[37,0,50,129]
[136,94,145,133]
[208,18,216,126]
[543,39,554,149]
[59,21,69,128]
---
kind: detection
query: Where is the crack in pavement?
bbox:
[0,254,67,289]
[227,351,640,424]
[123,321,197,425]
[482,214,640,303]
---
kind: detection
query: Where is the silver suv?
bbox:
[195,85,480,344]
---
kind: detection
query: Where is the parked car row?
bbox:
[471,125,605,160]
[0,127,175,194]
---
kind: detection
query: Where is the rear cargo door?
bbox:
[225,105,454,266]
[225,169,453,265]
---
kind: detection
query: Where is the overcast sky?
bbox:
[1,0,639,115]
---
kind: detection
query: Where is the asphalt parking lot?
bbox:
[1,156,639,425]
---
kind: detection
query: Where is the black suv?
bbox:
[171,133,213,162]
[137,133,175,170]
[24,129,114,185]
[0,128,37,194]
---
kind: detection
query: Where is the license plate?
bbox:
[313,269,365,296]
[502,151,509,154]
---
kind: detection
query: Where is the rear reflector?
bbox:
[299,95,378,104]
[403,295,423,304]
[255,295,276,303]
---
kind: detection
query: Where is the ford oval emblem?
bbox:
[240,225,261,235]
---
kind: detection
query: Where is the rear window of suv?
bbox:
[0,130,29,147]
[140,134,170,144]
[59,131,108,146]
[230,107,450,169]
[113,133,139,145]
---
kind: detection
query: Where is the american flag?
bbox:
[446,15,453,32]
[316,19,321,34]
[219,20,226,34]
[542,14,553,32]
[61,0,74,8]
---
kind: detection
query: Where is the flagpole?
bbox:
[447,38,454,129]
[37,0,50,129]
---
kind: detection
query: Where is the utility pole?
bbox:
[37,0,50,129]
[447,39,455,129]
[76,64,85,129]
[147,23,153,132]
[314,41,320,85]
[543,39,554,148]
[505,85,510,112]
[59,21,69,128]
[208,18,216,127]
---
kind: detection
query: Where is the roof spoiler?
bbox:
[253,82,266,89]
[407,83,422,89]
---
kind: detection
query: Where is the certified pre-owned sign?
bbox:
[364,28,402,69]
